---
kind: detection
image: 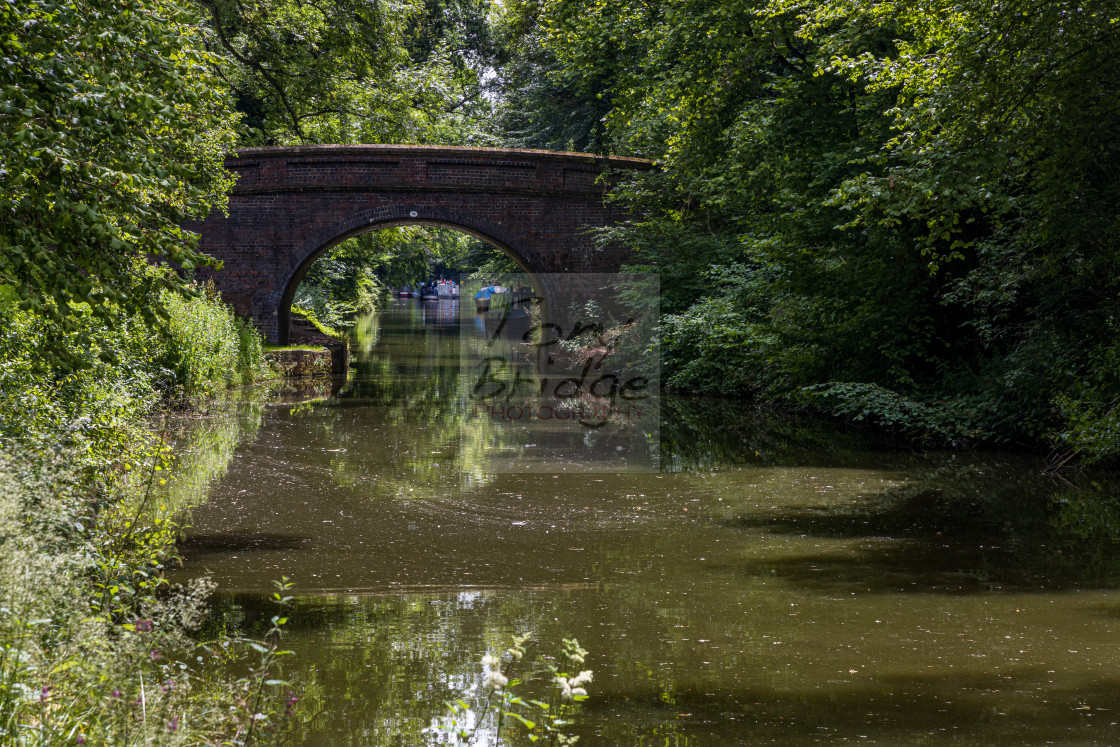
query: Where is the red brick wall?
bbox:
[189,145,653,343]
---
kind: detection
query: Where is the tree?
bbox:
[529,0,1120,457]
[0,0,237,339]
[295,225,510,327]
[197,0,498,145]
[491,0,614,152]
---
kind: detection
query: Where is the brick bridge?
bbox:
[191,145,653,344]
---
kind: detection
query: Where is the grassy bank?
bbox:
[0,285,289,745]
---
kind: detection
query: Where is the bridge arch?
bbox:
[276,206,543,344]
[191,145,652,343]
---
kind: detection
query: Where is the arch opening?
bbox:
[277,217,543,346]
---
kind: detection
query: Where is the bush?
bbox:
[0,282,269,459]
[0,286,159,470]
[0,282,282,742]
[661,296,768,395]
[0,278,284,744]
[0,449,226,745]
[160,284,270,401]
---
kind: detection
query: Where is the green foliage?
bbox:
[406,0,498,65]
[199,0,498,145]
[0,393,296,745]
[289,305,346,340]
[295,229,421,329]
[661,296,766,395]
[0,442,269,745]
[231,578,295,746]
[0,0,237,341]
[0,316,277,745]
[0,0,293,741]
[439,634,593,746]
[0,290,157,471]
[161,285,269,399]
[0,282,268,465]
[490,0,613,151]
[294,226,508,328]
[526,0,1120,461]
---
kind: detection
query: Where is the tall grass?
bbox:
[0,282,285,745]
[0,456,218,744]
[0,441,293,745]
[0,282,269,457]
[161,283,270,401]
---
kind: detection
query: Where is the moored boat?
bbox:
[483,306,531,339]
[474,284,504,312]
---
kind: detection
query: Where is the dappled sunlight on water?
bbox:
[175,300,1120,745]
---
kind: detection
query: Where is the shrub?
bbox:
[0,282,269,458]
[160,284,270,401]
[0,283,280,743]
[0,449,227,745]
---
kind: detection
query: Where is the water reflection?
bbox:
[179,301,1120,745]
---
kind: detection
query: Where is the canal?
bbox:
[175,299,1120,745]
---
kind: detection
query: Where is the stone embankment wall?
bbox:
[265,348,333,377]
[265,314,349,377]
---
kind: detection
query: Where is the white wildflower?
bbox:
[569,670,593,688]
[557,676,574,701]
[483,670,509,692]
[571,687,587,698]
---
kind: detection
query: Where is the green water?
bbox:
[176,300,1120,745]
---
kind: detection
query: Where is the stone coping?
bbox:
[229,144,654,170]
